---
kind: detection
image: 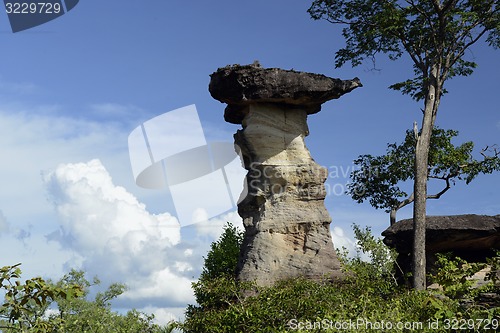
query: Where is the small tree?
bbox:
[49,269,169,332]
[199,222,244,281]
[0,265,171,332]
[337,224,400,294]
[185,222,245,323]
[0,264,83,332]
[347,127,500,225]
[309,0,500,289]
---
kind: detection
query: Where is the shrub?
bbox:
[179,224,500,332]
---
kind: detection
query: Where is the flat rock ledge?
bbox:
[383,214,500,282]
[209,63,362,124]
[382,214,500,254]
[209,64,361,286]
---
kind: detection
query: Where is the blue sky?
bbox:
[0,0,498,323]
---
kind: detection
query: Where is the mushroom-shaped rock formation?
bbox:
[209,63,362,124]
[382,214,500,279]
[209,64,361,286]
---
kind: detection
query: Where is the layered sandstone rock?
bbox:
[209,64,361,286]
[382,214,500,254]
[382,214,500,280]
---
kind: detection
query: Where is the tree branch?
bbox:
[447,2,497,74]
[427,175,452,199]
[481,145,500,159]
[408,0,440,51]
[390,192,415,225]
[397,192,415,210]
[398,32,425,71]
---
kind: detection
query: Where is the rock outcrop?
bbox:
[209,64,361,286]
[382,214,500,279]
[210,63,362,124]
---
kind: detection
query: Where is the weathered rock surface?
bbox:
[209,63,361,124]
[209,64,361,286]
[383,214,500,254]
[382,214,500,279]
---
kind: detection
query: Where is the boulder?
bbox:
[382,214,500,280]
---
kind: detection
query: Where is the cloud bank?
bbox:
[43,159,195,311]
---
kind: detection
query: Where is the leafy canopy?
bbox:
[0,265,173,332]
[180,224,500,332]
[347,127,500,213]
[199,221,244,281]
[0,264,83,332]
[309,0,500,100]
[187,222,245,315]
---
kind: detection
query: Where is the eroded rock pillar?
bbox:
[209,64,361,286]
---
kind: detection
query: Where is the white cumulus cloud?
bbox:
[138,306,184,325]
[331,226,357,256]
[43,159,180,250]
[193,210,243,240]
[0,210,9,234]
[43,159,195,307]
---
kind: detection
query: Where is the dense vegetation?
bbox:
[179,223,499,332]
[2,223,498,332]
[0,265,175,332]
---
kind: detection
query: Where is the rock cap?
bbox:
[209,63,362,124]
[382,214,500,253]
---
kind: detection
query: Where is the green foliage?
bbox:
[337,224,400,294]
[183,275,447,333]
[181,224,500,332]
[0,265,171,333]
[347,127,500,216]
[308,0,500,100]
[0,264,83,332]
[485,250,500,285]
[199,222,244,281]
[428,253,491,299]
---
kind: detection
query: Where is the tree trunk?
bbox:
[412,69,440,290]
[390,208,397,225]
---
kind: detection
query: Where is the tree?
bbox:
[180,223,500,332]
[347,127,500,225]
[48,269,172,332]
[0,265,173,332]
[187,222,245,314]
[199,221,244,282]
[308,0,500,289]
[0,264,83,332]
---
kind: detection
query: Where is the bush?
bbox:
[0,265,173,332]
[428,252,492,299]
[179,224,500,332]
